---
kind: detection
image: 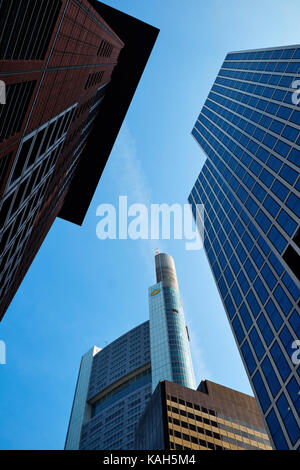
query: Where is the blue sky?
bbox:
[0,0,299,450]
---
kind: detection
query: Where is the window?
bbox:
[279,164,298,186]
[238,270,250,294]
[273,285,292,316]
[254,277,268,304]
[85,71,105,90]
[97,39,114,58]
[266,409,288,449]
[277,210,297,237]
[276,394,300,445]
[246,289,260,317]
[233,308,247,341]
[11,137,34,182]
[267,226,287,254]
[289,311,300,338]
[286,193,300,218]
[288,148,300,166]
[270,342,291,382]
[253,370,271,413]
[27,130,45,168]
[249,327,265,360]
[0,0,62,60]
[0,80,36,142]
[287,377,300,415]
[0,152,12,190]
[274,141,291,158]
[269,252,284,276]
[239,302,252,331]
[261,356,281,398]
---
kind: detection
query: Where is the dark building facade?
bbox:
[135,380,272,450]
[65,321,151,450]
[0,0,159,320]
[189,45,300,449]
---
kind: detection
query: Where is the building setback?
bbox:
[189,45,300,449]
[0,0,159,320]
[135,380,272,450]
[65,321,151,450]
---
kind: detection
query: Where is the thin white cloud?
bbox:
[110,122,164,277]
[189,326,212,386]
[109,123,211,385]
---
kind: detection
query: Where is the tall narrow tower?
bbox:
[149,252,196,391]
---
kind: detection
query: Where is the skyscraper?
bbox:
[0,1,159,320]
[65,321,152,450]
[149,252,196,391]
[66,252,196,449]
[135,379,272,450]
[189,45,300,449]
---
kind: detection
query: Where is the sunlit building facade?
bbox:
[189,45,300,449]
[135,380,272,450]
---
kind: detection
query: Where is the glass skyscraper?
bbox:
[189,45,300,450]
[65,252,196,449]
[149,252,196,391]
[65,322,152,450]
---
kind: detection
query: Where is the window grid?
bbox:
[189,45,300,450]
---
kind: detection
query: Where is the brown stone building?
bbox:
[135,380,273,450]
[0,0,159,319]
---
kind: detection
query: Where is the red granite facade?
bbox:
[0,0,124,318]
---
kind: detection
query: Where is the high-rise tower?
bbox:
[0,1,159,320]
[189,44,300,449]
[149,252,196,391]
[66,252,196,449]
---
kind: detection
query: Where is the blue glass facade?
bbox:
[65,321,151,450]
[189,45,300,450]
[149,253,196,391]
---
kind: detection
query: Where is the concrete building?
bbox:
[135,379,272,450]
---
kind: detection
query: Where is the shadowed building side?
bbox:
[0,0,159,320]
